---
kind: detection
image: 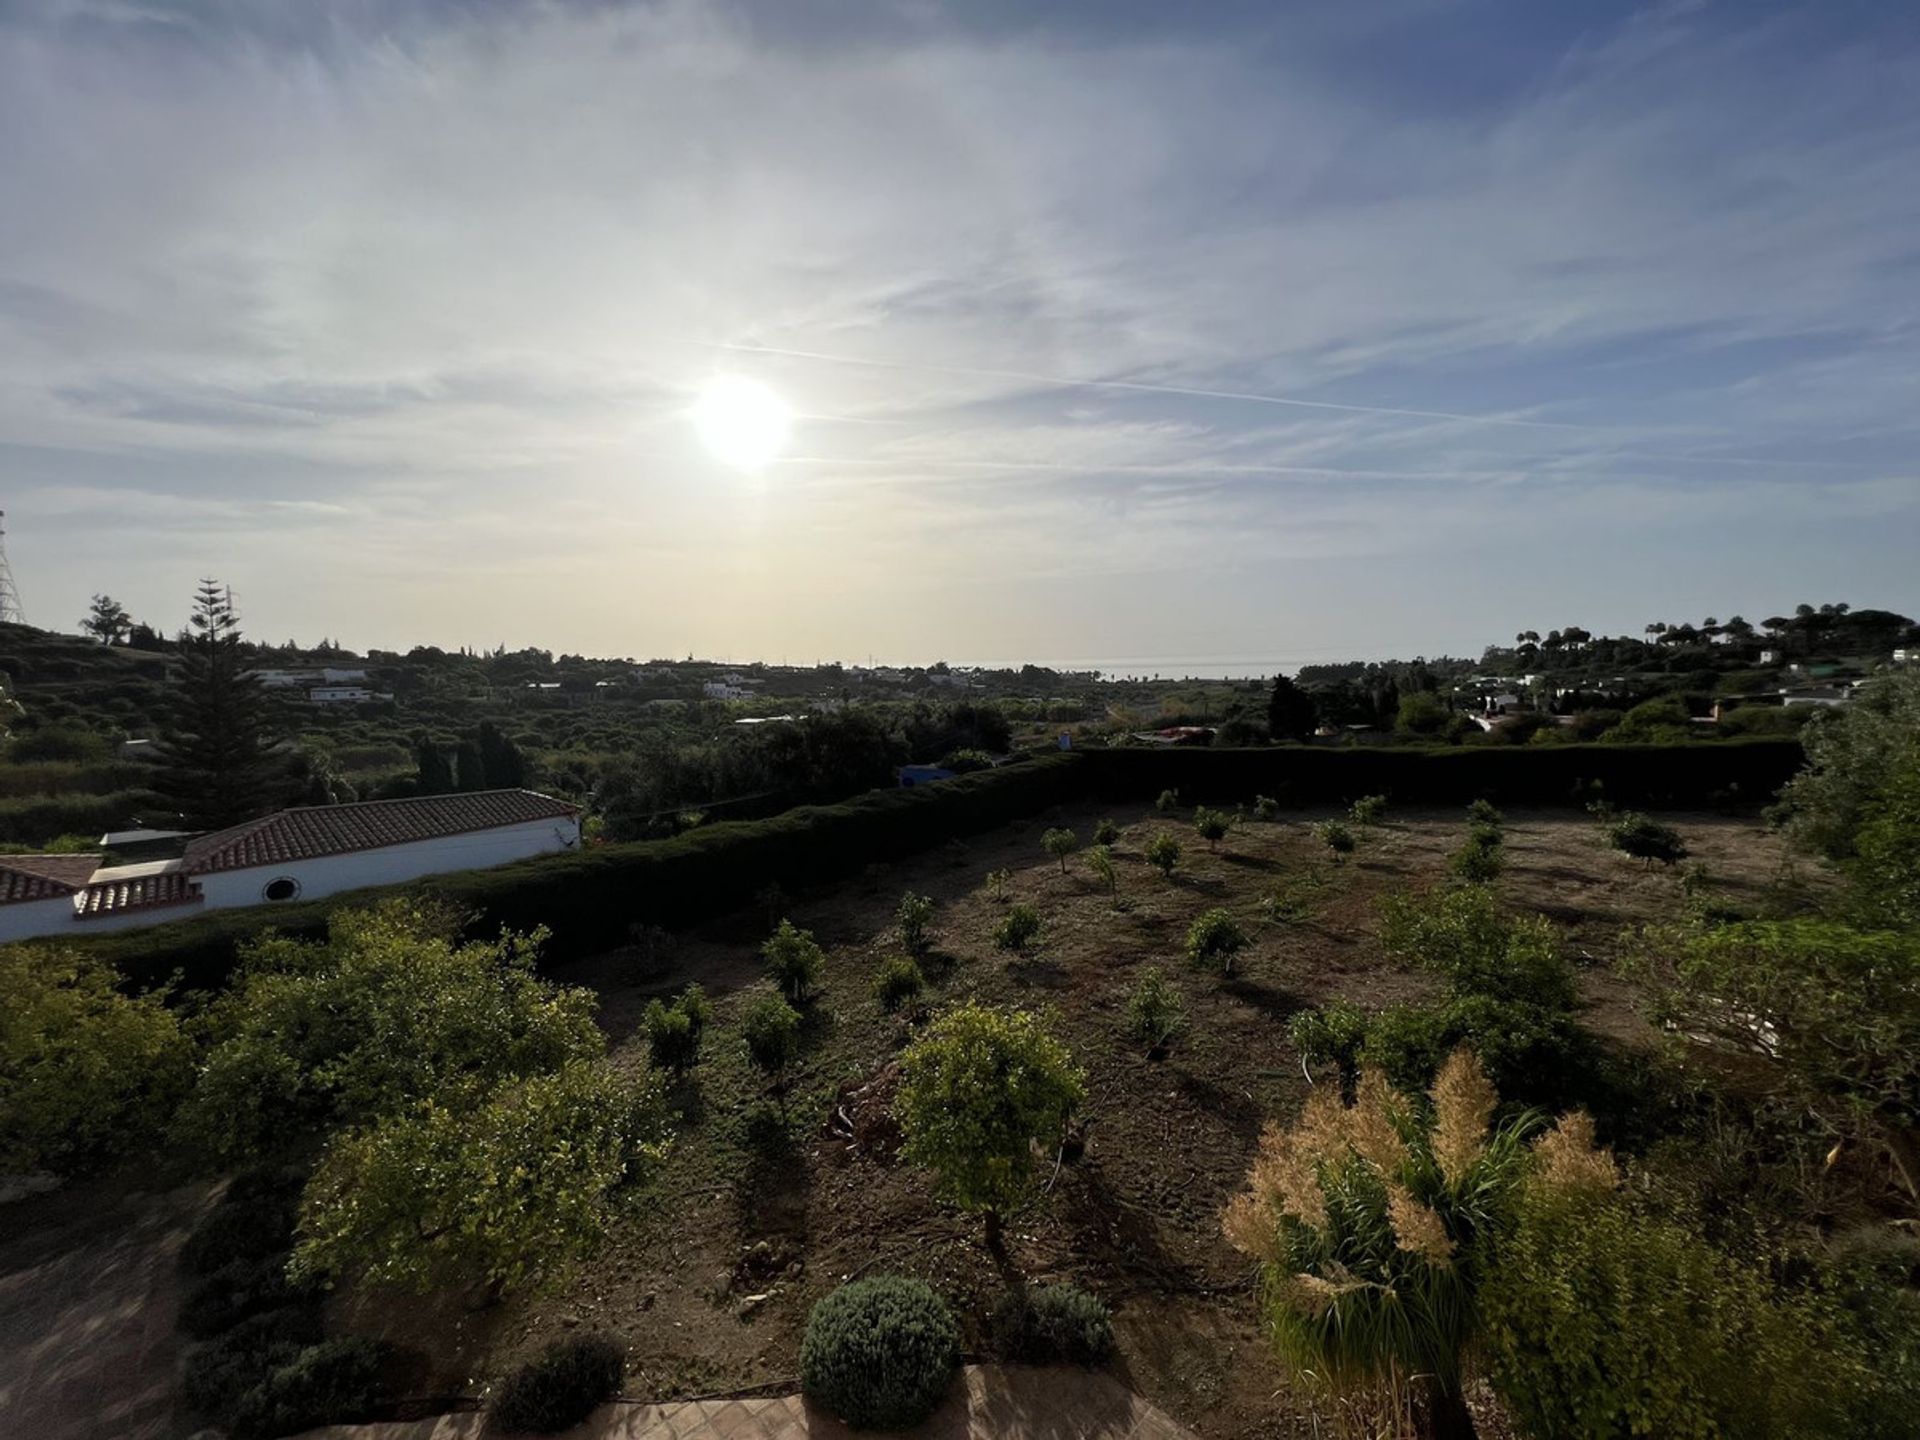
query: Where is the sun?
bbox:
[692,376,791,469]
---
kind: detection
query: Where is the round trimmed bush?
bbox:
[226,1336,392,1440]
[490,1334,625,1434]
[800,1275,958,1430]
[988,1284,1116,1366]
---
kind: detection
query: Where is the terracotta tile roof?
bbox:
[182,789,581,875]
[76,871,202,919]
[0,855,101,907]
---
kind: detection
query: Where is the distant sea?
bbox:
[960,656,1326,682]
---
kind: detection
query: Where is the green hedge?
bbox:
[77,741,1803,996]
[86,756,1087,994]
[1077,739,1802,809]
[0,788,165,846]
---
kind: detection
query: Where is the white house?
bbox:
[1895,648,1916,665]
[703,681,756,700]
[0,790,581,943]
[309,686,381,704]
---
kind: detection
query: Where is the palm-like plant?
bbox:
[1224,1050,1573,1439]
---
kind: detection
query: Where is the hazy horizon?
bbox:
[5,1,1917,661]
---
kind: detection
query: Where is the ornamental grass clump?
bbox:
[1223,1049,1577,1439]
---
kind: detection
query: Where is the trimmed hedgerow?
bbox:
[987,1284,1116,1366]
[179,1167,306,1277]
[225,1336,393,1440]
[179,1253,320,1340]
[180,1307,326,1425]
[800,1275,959,1430]
[489,1334,626,1434]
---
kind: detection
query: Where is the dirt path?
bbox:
[0,1177,212,1440]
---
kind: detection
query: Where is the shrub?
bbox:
[1316,820,1356,862]
[896,1004,1085,1240]
[180,1168,306,1277]
[1349,794,1387,826]
[489,1334,625,1434]
[741,994,802,1081]
[642,992,704,1074]
[1288,1001,1369,1086]
[1145,831,1181,878]
[762,919,825,1003]
[1191,806,1233,849]
[226,1336,393,1440]
[799,1276,958,1430]
[1155,788,1181,814]
[1253,794,1280,821]
[1448,832,1504,884]
[1223,1051,1553,1433]
[1091,817,1120,846]
[1125,968,1186,1051]
[987,1283,1115,1366]
[1041,827,1078,872]
[1483,1187,1863,1440]
[1465,797,1504,829]
[1083,844,1116,895]
[896,892,935,953]
[1186,908,1250,976]
[993,902,1042,952]
[180,1253,318,1339]
[1607,811,1689,866]
[1378,884,1576,1013]
[180,1309,324,1425]
[872,955,926,1013]
[984,868,1011,901]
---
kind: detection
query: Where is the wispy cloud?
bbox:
[1,0,1915,660]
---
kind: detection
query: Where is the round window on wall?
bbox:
[262,876,302,902]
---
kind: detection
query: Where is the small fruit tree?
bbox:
[895,1003,1085,1259]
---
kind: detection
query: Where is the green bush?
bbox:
[1155,788,1180,813]
[799,1275,958,1430]
[1465,797,1504,829]
[1349,794,1387,826]
[1041,827,1078,872]
[1145,831,1181,877]
[642,985,710,1075]
[871,955,926,1012]
[1253,794,1280,821]
[489,1334,625,1434]
[987,1283,1116,1366]
[1316,820,1356,862]
[1378,884,1575,1013]
[1185,908,1249,975]
[180,1308,325,1425]
[1192,806,1233,848]
[993,902,1042,952]
[1091,817,1120,846]
[226,1336,393,1440]
[741,993,802,1080]
[1125,967,1185,1051]
[1607,810,1689,866]
[896,892,935,953]
[1287,1001,1369,1084]
[180,1253,319,1340]
[1448,831,1504,883]
[1483,1190,1862,1440]
[1083,844,1116,895]
[180,1168,305,1277]
[762,919,825,1003]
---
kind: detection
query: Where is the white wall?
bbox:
[0,895,86,944]
[0,815,581,944]
[192,815,579,911]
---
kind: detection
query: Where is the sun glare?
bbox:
[692,377,791,469]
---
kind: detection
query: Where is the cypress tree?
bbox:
[156,581,280,830]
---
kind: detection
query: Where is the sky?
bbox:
[2,0,1917,671]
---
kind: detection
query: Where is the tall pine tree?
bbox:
[156,582,280,830]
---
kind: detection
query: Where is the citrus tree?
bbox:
[895,1003,1085,1259]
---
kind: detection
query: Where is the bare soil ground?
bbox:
[323,803,1797,1439]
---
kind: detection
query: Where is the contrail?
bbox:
[709,340,1593,432]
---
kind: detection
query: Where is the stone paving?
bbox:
[307,1366,1195,1440]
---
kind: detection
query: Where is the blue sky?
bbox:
[1,0,1916,668]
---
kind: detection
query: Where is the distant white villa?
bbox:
[0,789,581,943]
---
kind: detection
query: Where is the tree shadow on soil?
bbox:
[1169,1067,1266,1143]
[733,1104,812,1241]
[1221,974,1308,1020]
[1057,1155,1204,1292]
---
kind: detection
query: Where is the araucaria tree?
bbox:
[156,580,281,829]
[80,593,132,645]
[895,1003,1085,1262]
[1223,1051,1567,1440]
